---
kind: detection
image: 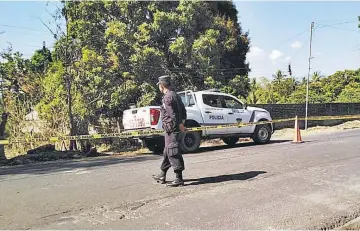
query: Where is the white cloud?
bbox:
[291,41,303,49]
[247,46,266,60]
[315,52,322,56]
[269,49,283,63]
[285,56,291,62]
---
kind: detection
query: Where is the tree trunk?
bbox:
[117,119,121,133]
[0,112,9,160]
[75,117,91,153]
[66,76,76,151]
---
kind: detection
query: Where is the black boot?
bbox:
[152,170,166,184]
[167,170,184,187]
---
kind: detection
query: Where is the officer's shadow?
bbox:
[184,171,267,186]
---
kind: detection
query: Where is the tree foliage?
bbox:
[62,0,250,118]
[247,69,360,104]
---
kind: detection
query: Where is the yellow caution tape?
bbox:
[1,114,360,145]
[0,140,9,145]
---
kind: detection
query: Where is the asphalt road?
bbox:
[1,129,360,229]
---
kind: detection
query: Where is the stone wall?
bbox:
[249,103,360,129]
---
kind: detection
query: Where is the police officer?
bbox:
[152,75,187,187]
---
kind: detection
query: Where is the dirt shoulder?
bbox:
[337,216,360,230]
[273,119,360,139]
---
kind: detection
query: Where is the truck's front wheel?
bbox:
[179,131,201,153]
[253,124,272,144]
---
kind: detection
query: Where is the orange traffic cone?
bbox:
[292,116,303,143]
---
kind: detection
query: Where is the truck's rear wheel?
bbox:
[179,131,201,153]
[222,136,239,146]
[144,139,164,154]
[253,124,272,144]
[144,130,201,154]
[151,144,165,154]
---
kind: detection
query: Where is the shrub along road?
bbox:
[1,129,360,229]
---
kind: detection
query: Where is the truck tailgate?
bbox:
[122,106,161,130]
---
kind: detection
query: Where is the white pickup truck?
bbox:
[122,89,274,153]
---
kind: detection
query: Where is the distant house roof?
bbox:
[23,109,47,134]
[25,109,40,121]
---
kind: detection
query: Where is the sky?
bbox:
[0,1,57,57]
[1,1,360,80]
[234,1,360,79]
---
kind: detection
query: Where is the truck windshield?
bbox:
[179,92,195,107]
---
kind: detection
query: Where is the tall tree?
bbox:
[61,0,251,121]
[35,2,83,150]
[311,70,322,82]
[247,78,259,104]
[30,46,53,74]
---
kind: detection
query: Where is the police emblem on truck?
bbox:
[209,115,224,120]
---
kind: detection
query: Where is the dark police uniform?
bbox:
[160,89,186,172]
[153,75,187,187]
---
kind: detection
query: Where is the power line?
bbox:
[137,65,288,74]
[139,65,250,71]
[315,18,358,23]
[0,30,56,37]
[0,23,51,34]
[273,28,310,49]
[319,25,360,33]
[285,21,357,77]
[285,25,319,66]
[290,37,310,63]
[316,20,357,29]
[138,65,287,72]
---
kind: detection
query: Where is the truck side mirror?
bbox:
[244,103,247,110]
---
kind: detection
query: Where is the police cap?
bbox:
[156,75,172,86]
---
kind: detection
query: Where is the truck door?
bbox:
[222,95,252,134]
[201,94,228,135]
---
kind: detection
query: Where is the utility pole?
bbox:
[305,21,314,130]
